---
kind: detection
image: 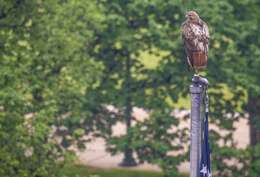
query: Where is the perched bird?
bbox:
[181,11,209,72]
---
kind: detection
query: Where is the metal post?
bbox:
[190,75,208,177]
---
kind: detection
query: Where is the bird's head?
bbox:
[185,11,200,23]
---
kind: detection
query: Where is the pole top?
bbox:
[190,75,209,94]
[192,75,209,87]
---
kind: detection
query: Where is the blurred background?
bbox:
[0,0,259,177]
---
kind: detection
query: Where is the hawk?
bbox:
[181,11,209,72]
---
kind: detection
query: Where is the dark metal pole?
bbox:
[190,75,208,177]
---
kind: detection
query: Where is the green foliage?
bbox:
[89,0,260,176]
[88,0,189,174]
[0,1,59,176]
[1,0,260,177]
[0,0,103,176]
[248,144,260,177]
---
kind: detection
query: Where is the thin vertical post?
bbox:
[190,75,208,177]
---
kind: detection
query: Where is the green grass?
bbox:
[61,164,187,177]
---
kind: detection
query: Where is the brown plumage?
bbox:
[181,11,209,72]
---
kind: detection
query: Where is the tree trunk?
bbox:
[247,90,260,146]
[120,56,137,166]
